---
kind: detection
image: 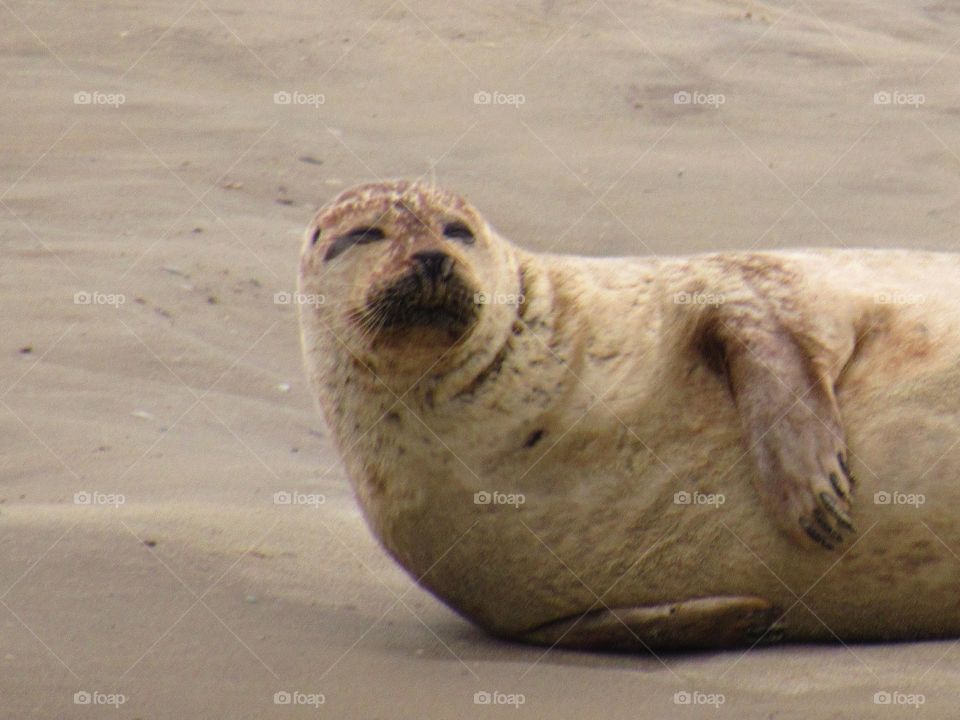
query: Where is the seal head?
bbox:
[299,180,521,375]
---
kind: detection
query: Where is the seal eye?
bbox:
[324,226,386,261]
[310,228,321,246]
[443,222,474,245]
[346,226,385,242]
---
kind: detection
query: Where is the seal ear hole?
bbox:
[310,228,321,246]
[443,221,475,244]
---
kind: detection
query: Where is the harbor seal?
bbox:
[298,179,960,650]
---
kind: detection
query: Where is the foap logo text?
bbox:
[673,690,725,708]
[674,490,725,508]
[874,690,925,708]
[74,290,126,307]
[273,690,325,707]
[274,291,325,306]
[74,491,125,508]
[74,91,125,108]
[273,90,326,108]
[74,690,126,707]
[474,490,525,508]
[473,90,525,107]
[673,90,725,108]
[474,690,525,707]
[273,490,326,508]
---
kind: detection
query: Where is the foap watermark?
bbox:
[474,490,525,508]
[873,690,925,708]
[273,90,326,108]
[74,491,125,508]
[473,690,525,708]
[74,290,125,308]
[874,291,924,306]
[74,90,125,108]
[475,291,525,306]
[273,690,325,707]
[874,490,925,508]
[274,291,325,306]
[674,490,725,508]
[74,690,126,708]
[473,90,525,107]
[673,690,725,708]
[673,291,725,306]
[273,490,326,508]
[674,90,725,108]
[873,91,925,108]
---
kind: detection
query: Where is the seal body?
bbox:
[299,180,960,648]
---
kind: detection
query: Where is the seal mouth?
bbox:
[354,258,479,345]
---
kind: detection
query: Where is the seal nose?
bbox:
[411,250,454,282]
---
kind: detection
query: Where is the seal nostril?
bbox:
[439,256,454,281]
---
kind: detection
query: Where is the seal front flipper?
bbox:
[705,316,856,550]
[518,596,784,651]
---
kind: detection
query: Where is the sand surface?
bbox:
[3,0,960,717]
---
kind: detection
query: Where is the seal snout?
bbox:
[412,250,455,282]
[357,248,479,346]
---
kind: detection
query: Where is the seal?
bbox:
[299,179,960,650]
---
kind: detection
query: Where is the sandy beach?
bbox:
[3,0,960,717]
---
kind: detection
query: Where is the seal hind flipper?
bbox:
[517,596,784,652]
[706,315,856,550]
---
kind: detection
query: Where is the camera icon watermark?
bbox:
[673,90,725,108]
[74,290,126,307]
[74,490,125,508]
[473,90,525,107]
[873,490,925,508]
[473,490,525,508]
[273,490,326,508]
[273,690,325,707]
[273,90,326,108]
[74,90,125,108]
[873,90,925,108]
[473,690,525,707]
[274,291,326,306]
